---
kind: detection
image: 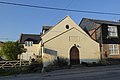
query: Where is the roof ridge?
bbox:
[83,17,119,23]
[21,33,40,36]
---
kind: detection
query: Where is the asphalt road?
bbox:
[1,65,120,80]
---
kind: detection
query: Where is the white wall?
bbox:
[42,28,100,67]
[21,43,40,61]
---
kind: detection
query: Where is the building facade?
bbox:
[80,18,120,59]
[19,34,41,61]
[41,16,100,67]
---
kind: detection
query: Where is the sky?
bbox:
[0,0,120,41]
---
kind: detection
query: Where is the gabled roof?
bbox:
[43,27,90,44]
[82,18,120,26]
[19,34,41,44]
[41,15,70,37]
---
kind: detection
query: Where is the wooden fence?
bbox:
[0,60,29,69]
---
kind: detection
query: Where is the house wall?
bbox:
[88,26,101,43]
[21,43,40,61]
[42,16,89,43]
[102,44,120,58]
[42,28,100,67]
[102,24,120,44]
[89,29,96,40]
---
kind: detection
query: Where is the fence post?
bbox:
[20,55,22,67]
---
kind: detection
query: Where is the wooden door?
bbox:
[70,46,80,65]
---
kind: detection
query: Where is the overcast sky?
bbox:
[0,0,120,41]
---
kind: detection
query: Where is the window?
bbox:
[66,25,69,29]
[25,41,33,46]
[109,44,119,55]
[108,26,118,37]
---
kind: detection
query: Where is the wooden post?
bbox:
[20,54,22,67]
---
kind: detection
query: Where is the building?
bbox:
[19,16,100,67]
[79,18,120,59]
[41,16,100,67]
[19,34,41,61]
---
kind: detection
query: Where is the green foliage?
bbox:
[21,61,43,73]
[0,41,26,60]
[98,59,110,66]
[44,63,58,72]
[53,57,68,67]
[44,57,68,72]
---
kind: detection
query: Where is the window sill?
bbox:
[107,36,118,39]
[109,54,119,56]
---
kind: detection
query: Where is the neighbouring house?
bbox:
[79,18,120,59]
[40,16,100,67]
[18,34,41,61]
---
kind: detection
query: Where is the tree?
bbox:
[0,41,26,60]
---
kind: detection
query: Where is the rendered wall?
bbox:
[42,28,100,67]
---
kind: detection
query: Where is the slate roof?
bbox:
[79,18,120,31]
[19,34,41,44]
[84,18,120,25]
[81,18,120,26]
[42,26,52,31]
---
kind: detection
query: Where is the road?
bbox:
[1,65,120,80]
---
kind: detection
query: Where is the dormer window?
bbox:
[108,26,118,37]
[25,41,33,46]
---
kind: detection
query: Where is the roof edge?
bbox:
[41,15,71,37]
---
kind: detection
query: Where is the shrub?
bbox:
[43,63,58,72]
[44,57,69,72]
[21,61,43,73]
[53,57,68,67]
[98,59,110,66]
[105,58,120,65]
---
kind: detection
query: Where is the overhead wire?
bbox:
[50,0,74,23]
[0,1,120,16]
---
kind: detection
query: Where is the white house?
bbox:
[19,34,41,61]
[40,16,100,67]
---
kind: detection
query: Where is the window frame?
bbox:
[109,44,119,55]
[25,41,33,47]
[108,25,118,38]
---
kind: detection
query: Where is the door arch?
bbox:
[70,46,80,65]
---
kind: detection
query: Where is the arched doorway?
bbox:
[70,46,80,65]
